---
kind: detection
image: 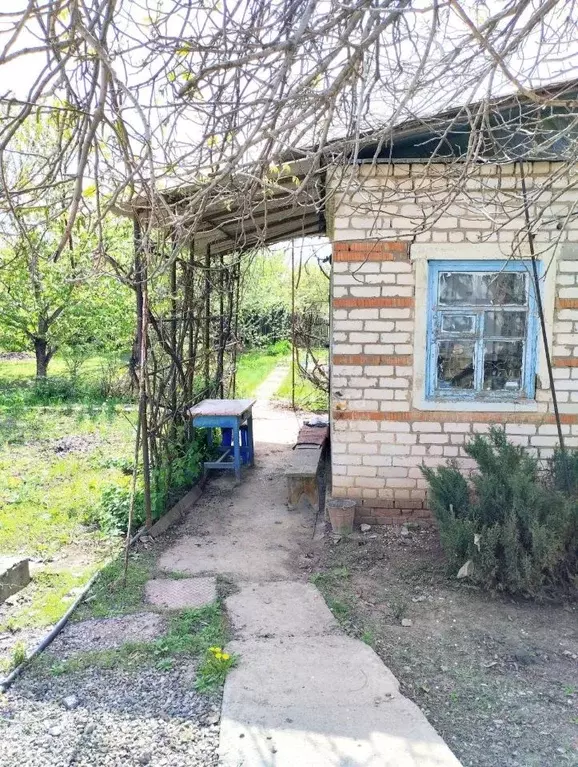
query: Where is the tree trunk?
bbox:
[34,337,50,379]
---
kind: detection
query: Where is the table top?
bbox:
[189,398,256,418]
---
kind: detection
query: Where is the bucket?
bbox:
[326,498,356,535]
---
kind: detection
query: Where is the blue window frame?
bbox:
[426,260,539,400]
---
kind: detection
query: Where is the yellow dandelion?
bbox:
[208,646,221,654]
[220,653,231,661]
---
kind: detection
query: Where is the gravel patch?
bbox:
[0,664,220,767]
[46,613,166,660]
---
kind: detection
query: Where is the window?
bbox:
[426,261,539,400]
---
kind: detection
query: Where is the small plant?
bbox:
[93,484,145,534]
[156,657,174,672]
[9,641,27,670]
[390,596,408,622]
[195,646,237,692]
[310,566,349,586]
[361,630,375,647]
[422,427,578,597]
[327,598,351,622]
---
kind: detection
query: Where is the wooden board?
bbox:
[189,398,256,418]
[284,447,323,478]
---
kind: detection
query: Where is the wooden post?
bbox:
[204,244,211,394]
[133,216,153,528]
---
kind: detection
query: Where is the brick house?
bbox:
[143,83,578,526]
[324,91,578,526]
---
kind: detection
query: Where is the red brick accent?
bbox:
[332,409,578,425]
[333,241,409,262]
[333,296,414,309]
[556,298,578,310]
[333,354,412,366]
[552,357,578,367]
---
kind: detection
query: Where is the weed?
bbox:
[2,642,27,672]
[361,630,375,647]
[43,602,231,692]
[0,569,97,631]
[327,598,351,622]
[310,566,349,586]
[195,646,237,692]
[390,596,409,622]
[155,657,175,672]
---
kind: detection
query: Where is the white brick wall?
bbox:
[329,161,578,524]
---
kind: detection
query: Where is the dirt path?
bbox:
[253,362,290,402]
[158,401,462,766]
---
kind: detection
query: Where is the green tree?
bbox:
[0,213,134,378]
[0,110,134,378]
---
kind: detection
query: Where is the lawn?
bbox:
[0,355,135,644]
[274,348,328,411]
[234,347,288,397]
[232,344,328,410]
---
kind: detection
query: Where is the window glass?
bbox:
[484,311,526,337]
[483,341,524,391]
[439,271,527,306]
[482,273,526,305]
[428,262,536,400]
[437,341,475,390]
[440,314,476,334]
[439,272,474,305]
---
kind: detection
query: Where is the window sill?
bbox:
[413,398,541,413]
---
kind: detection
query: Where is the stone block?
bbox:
[0,557,30,604]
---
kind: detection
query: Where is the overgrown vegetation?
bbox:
[422,427,578,597]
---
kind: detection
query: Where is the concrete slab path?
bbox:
[159,401,462,767]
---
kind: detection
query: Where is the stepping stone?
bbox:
[48,613,165,658]
[226,582,338,639]
[144,577,217,610]
[220,636,463,767]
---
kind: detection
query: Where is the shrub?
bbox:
[421,427,578,597]
[92,485,145,535]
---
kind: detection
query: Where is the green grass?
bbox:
[0,409,135,555]
[0,353,131,410]
[0,356,136,633]
[235,349,288,397]
[74,551,156,621]
[274,360,328,411]
[0,567,100,632]
[0,354,108,384]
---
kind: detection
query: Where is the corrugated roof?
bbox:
[127,78,578,253]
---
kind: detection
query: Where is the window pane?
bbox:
[483,341,523,391]
[482,272,526,305]
[438,273,474,305]
[438,271,527,307]
[484,311,526,337]
[440,313,476,334]
[437,341,475,390]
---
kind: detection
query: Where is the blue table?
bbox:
[189,398,255,482]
